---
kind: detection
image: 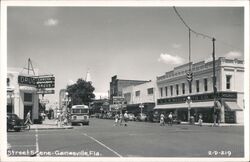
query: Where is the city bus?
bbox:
[71,105,89,125]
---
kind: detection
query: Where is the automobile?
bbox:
[172,115,181,124]
[136,113,147,121]
[7,113,26,132]
[127,113,136,121]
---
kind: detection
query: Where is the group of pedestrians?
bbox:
[159,112,173,126]
[159,112,203,127]
[114,111,129,126]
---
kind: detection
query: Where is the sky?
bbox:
[7,6,244,104]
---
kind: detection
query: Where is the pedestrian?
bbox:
[114,114,119,126]
[160,113,165,126]
[124,111,129,126]
[24,110,33,125]
[63,114,68,126]
[119,113,123,126]
[168,112,173,126]
[213,112,217,127]
[198,114,203,126]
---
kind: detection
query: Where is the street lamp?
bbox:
[186,96,192,123]
[139,103,144,114]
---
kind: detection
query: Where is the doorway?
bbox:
[24,105,33,120]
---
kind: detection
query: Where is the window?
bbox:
[147,88,154,95]
[170,86,173,96]
[135,91,140,97]
[160,88,163,97]
[176,84,179,95]
[165,87,168,96]
[204,78,208,91]
[24,93,32,102]
[189,82,192,94]
[182,83,185,94]
[196,80,200,92]
[226,75,232,89]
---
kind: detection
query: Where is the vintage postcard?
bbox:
[0,0,249,162]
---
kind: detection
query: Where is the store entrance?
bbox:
[225,111,236,123]
[24,105,33,120]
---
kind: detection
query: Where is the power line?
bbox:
[173,6,214,40]
[174,6,242,51]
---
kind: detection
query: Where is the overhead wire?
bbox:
[173,6,242,51]
[173,6,214,40]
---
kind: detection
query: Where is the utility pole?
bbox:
[187,28,192,123]
[212,38,217,126]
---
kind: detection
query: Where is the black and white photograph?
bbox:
[0,0,249,162]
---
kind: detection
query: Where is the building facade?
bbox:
[109,75,150,113]
[7,68,39,121]
[155,57,244,124]
[122,80,157,115]
[109,75,149,99]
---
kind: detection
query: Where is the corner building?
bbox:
[155,57,244,124]
[7,68,40,121]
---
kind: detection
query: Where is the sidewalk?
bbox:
[181,122,244,127]
[30,118,73,130]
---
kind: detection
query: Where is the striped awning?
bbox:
[154,101,214,110]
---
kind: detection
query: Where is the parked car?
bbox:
[136,113,147,121]
[172,115,181,124]
[7,113,25,132]
[128,113,136,121]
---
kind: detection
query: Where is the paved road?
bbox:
[7,118,244,157]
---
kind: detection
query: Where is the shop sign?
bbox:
[18,76,37,86]
[37,83,55,88]
[18,75,55,88]
[112,96,125,104]
[37,89,55,94]
[36,76,55,88]
[37,77,55,82]
[157,92,237,105]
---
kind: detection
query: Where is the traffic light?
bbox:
[186,72,193,82]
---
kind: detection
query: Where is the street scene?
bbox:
[2,1,249,161]
[7,118,244,157]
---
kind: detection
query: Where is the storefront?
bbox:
[126,102,155,115]
[7,71,39,120]
[154,91,243,123]
[155,57,244,124]
[7,68,55,121]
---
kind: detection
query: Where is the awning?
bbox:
[225,102,242,111]
[154,101,214,110]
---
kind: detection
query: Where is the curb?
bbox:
[30,126,73,130]
[179,122,243,127]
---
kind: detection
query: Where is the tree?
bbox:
[66,78,95,106]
